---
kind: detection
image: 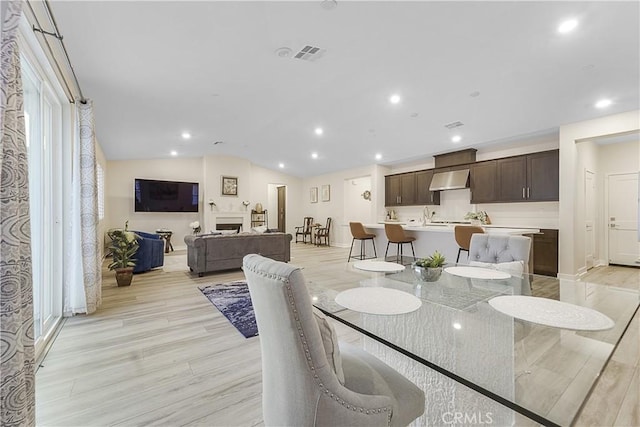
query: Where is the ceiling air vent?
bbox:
[444,121,464,129]
[293,45,326,61]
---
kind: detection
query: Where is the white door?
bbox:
[585,170,596,269]
[608,173,640,266]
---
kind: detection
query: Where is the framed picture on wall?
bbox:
[321,184,330,202]
[222,176,238,196]
[310,187,318,203]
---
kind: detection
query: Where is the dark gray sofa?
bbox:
[184,232,292,276]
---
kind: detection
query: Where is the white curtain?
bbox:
[64,101,101,315]
[0,0,36,425]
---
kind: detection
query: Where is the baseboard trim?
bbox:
[557,272,581,281]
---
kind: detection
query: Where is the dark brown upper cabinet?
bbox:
[415,170,441,205]
[385,172,416,206]
[470,160,498,203]
[495,150,559,202]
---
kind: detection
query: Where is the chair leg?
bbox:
[410,242,415,259]
[348,238,355,262]
[456,248,462,264]
[360,239,365,260]
[372,239,377,258]
[385,241,390,259]
[398,243,402,263]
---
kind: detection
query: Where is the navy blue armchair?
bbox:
[133,231,165,273]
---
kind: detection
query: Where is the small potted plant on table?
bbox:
[412,251,446,282]
[108,222,139,287]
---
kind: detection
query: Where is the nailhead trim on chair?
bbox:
[244,264,394,424]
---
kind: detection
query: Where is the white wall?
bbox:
[559,110,640,278]
[302,165,385,247]
[105,155,303,249]
[106,158,203,249]
[249,164,303,235]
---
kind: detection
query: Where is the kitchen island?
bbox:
[362,222,540,268]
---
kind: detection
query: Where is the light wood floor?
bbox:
[35,245,639,426]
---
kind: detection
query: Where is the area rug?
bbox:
[199,281,258,338]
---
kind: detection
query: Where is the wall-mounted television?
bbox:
[134,179,199,212]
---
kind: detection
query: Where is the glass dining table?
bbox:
[310,262,639,427]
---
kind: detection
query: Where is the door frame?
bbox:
[584,169,596,270]
[277,185,286,233]
[604,171,639,266]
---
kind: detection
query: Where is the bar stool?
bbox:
[454,225,485,263]
[384,223,416,263]
[348,222,377,261]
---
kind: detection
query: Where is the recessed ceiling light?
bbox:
[274,47,292,58]
[595,99,612,109]
[181,132,191,140]
[170,150,177,156]
[453,322,462,330]
[278,163,285,169]
[375,153,382,161]
[451,135,462,143]
[314,127,324,136]
[389,94,401,104]
[558,19,578,34]
[320,0,337,10]
[311,152,319,159]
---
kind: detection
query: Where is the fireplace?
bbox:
[216,223,243,233]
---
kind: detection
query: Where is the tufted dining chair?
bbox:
[468,234,532,274]
[243,254,425,427]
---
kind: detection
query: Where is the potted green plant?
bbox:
[464,211,489,225]
[412,251,446,282]
[108,222,139,287]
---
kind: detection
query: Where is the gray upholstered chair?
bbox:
[468,234,532,274]
[243,254,425,427]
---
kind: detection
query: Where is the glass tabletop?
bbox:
[311,262,640,426]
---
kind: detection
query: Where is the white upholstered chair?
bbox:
[468,234,532,275]
[243,254,425,426]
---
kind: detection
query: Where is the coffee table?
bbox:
[311,265,639,426]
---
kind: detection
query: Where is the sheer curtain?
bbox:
[0,0,36,425]
[64,101,101,315]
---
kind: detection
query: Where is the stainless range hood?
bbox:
[429,169,470,191]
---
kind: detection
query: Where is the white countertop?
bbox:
[364,223,540,235]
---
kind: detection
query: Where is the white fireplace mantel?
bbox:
[206,210,251,232]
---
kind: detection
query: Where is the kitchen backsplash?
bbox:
[382,188,559,229]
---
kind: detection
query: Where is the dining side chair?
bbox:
[454,225,485,263]
[384,223,416,264]
[468,234,532,274]
[295,217,314,243]
[315,217,332,247]
[243,254,425,426]
[348,222,377,261]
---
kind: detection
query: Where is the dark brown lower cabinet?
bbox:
[533,229,558,276]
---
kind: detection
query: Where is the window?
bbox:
[19,18,67,359]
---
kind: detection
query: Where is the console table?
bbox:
[155,229,174,253]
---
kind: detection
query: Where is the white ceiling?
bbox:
[49,1,640,177]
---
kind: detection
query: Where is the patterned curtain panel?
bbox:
[0,1,36,425]
[79,102,101,313]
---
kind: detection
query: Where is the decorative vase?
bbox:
[412,263,443,282]
[255,203,263,213]
[115,267,134,287]
[471,219,482,226]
